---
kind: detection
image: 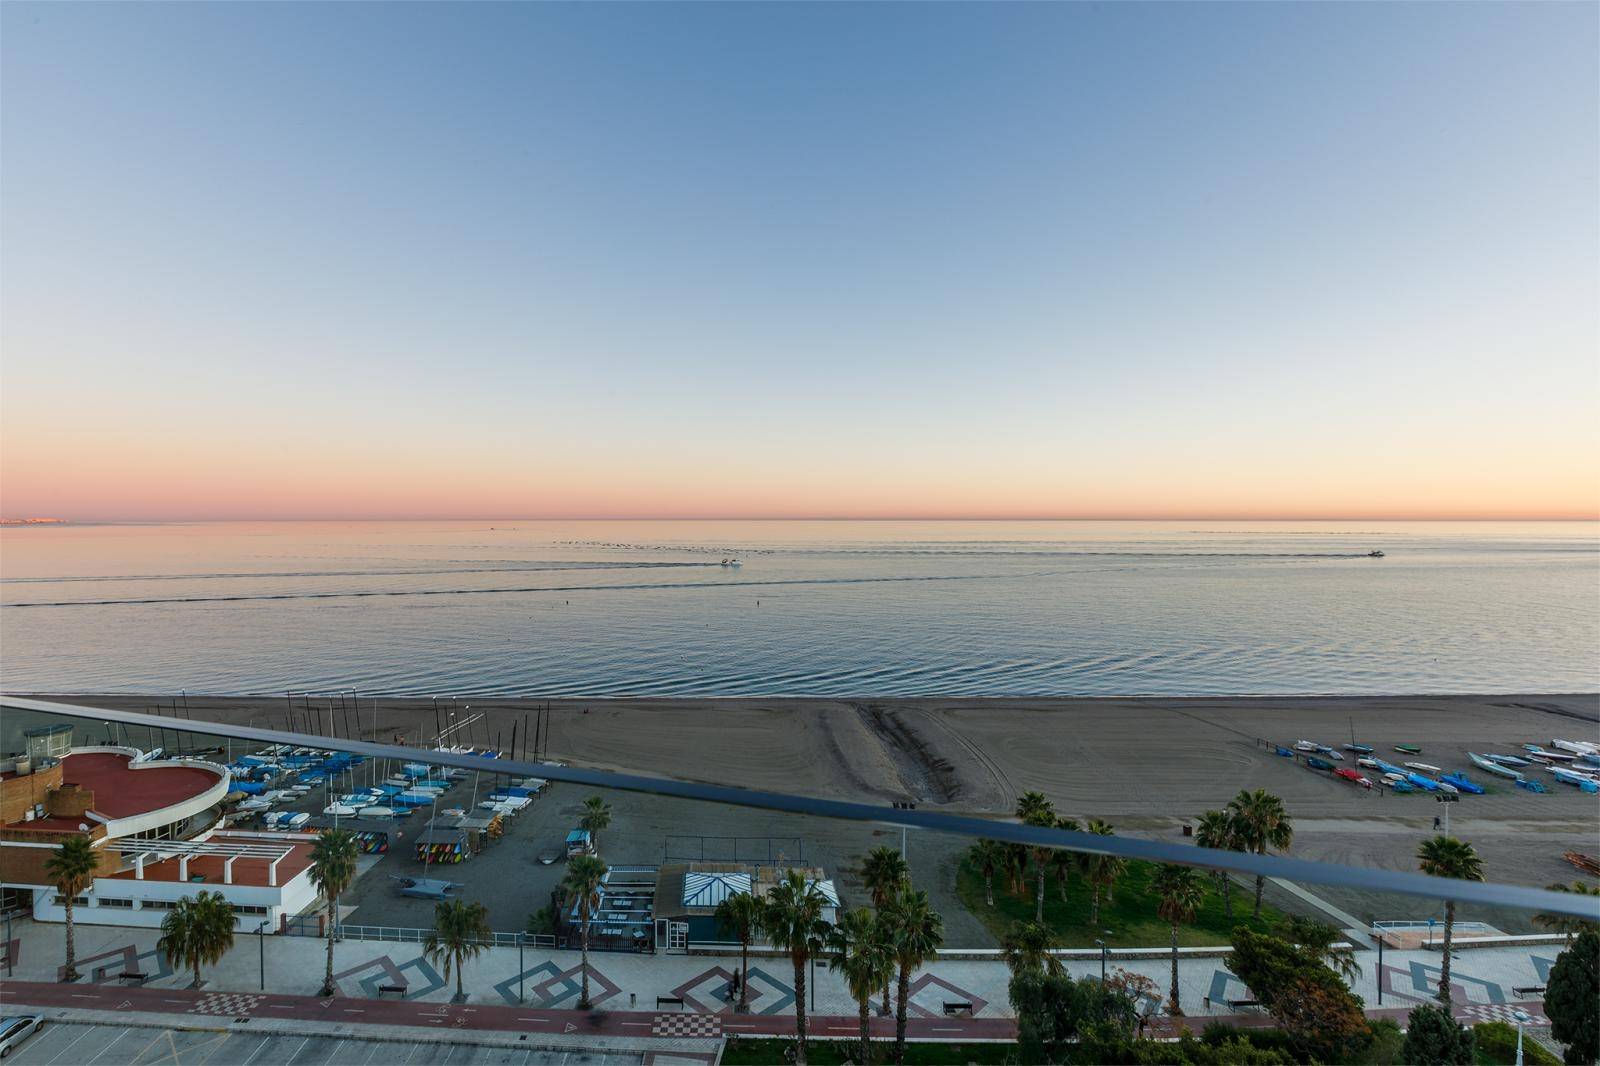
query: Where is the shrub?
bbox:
[1401,1002,1475,1065]
[1473,1021,1562,1066]
[1545,928,1599,1065]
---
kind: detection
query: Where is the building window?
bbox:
[231,905,268,915]
[142,899,176,910]
[97,898,133,908]
[51,895,89,907]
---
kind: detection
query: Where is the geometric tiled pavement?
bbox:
[669,964,793,1016]
[493,959,621,1008]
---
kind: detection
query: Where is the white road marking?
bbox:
[240,1035,274,1066]
[40,1026,95,1065]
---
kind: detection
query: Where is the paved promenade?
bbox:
[0,916,1566,1048]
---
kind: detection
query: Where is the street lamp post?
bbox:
[1513,1008,1531,1066]
[1375,929,1384,1005]
[518,933,525,1004]
[257,920,269,990]
[1095,939,1107,983]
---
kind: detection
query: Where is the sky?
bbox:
[2,3,1596,521]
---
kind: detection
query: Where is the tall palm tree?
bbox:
[883,885,943,1064]
[1226,789,1293,918]
[1150,864,1203,1015]
[760,871,831,1065]
[1052,818,1082,902]
[579,796,612,850]
[563,854,609,1009]
[1416,835,1484,1006]
[1193,809,1241,919]
[158,891,236,989]
[44,836,98,982]
[1000,920,1063,977]
[309,829,358,996]
[827,907,894,1066]
[1534,882,1600,942]
[860,845,909,1014]
[1015,792,1057,923]
[423,898,491,1003]
[714,890,763,1012]
[1082,819,1126,923]
[1003,842,1030,899]
[967,839,1007,908]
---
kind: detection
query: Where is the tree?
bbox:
[1001,920,1064,978]
[1415,835,1484,1006]
[714,890,763,1012]
[1226,927,1369,1063]
[158,891,235,988]
[1150,864,1204,1014]
[1009,971,1137,1065]
[827,907,894,1066]
[1052,818,1082,903]
[1105,968,1160,1038]
[1226,789,1292,918]
[883,885,943,1064]
[1535,883,1600,943]
[1082,819,1126,923]
[563,854,608,1009]
[967,839,1007,908]
[44,836,98,982]
[309,828,358,996]
[1402,1002,1475,1065]
[1277,914,1360,982]
[1194,808,1242,919]
[423,898,490,1003]
[1016,791,1057,923]
[760,870,831,1065]
[1546,928,1599,1065]
[579,795,611,849]
[861,844,909,1015]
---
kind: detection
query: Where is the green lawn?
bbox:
[721,1037,1014,1065]
[1472,1022,1563,1066]
[956,855,1285,947]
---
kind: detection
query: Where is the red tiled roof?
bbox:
[55,752,220,821]
[105,842,315,888]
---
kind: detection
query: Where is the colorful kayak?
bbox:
[1469,753,1522,780]
[1307,756,1336,771]
[1394,745,1422,755]
[1344,744,1375,754]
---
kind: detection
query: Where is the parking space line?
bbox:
[240,1035,274,1066]
[40,1026,96,1065]
[85,1029,137,1065]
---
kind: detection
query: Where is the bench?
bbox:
[118,971,147,986]
[656,996,685,1010]
[376,984,408,998]
[941,1001,974,1018]
[1512,985,1546,997]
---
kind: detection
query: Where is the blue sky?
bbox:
[3,3,1596,519]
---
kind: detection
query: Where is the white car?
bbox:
[0,1016,44,1058]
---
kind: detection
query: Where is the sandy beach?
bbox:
[11,692,1598,938]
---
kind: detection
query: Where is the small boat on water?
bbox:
[1344,744,1375,754]
[1403,761,1441,774]
[720,558,743,568]
[1439,772,1484,795]
[1394,744,1422,755]
[1367,550,1385,558]
[1469,752,1523,780]
[1484,753,1531,768]
[1306,756,1335,771]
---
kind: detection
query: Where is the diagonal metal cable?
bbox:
[6,696,1597,920]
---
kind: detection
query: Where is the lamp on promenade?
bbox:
[256,920,269,991]
[1513,1008,1531,1066]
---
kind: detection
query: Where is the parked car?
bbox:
[0,1015,44,1058]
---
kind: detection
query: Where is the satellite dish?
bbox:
[78,823,89,832]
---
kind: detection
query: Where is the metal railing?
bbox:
[333,924,557,949]
[9,696,1598,921]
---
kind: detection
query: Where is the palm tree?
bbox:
[760,870,830,1065]
[714,890,763,1012]
[1082,819,1126,924]
[1051,818,1081,902]
[1416,835,1484,1006]
[860,845,909,1014]
[563,854,609,1009]
[1000,920,1063,977]
[883,885,943,1064]
[579,796,612,850]
[309,829,358,996]
[44,836,98,982]
[423,898,491,1003]
[158,891,236,988]
[827,907,894,1066]
[967,839,1007,908]
[1015,791,1057,923]
[1003,842,1030,899]
[1193,809,1241,919]
[1534,882,1600,942]
[1226,789,1293,918]
[1150,864,1203,1015]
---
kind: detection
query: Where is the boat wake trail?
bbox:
[4,571,1013,608]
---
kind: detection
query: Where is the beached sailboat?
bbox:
[1403,761,1441,774]
[1314,745,1345,761]
[1439,772,1483,795]
[1523,746,1577,762]
[1552,739,1599,757]
[1334,767,1372,788]
[1394,744,1422,755]
[1344,743,1374,754]
[1549,766,1600,793]
[1484,753,1531,768]
[1469,752,1523,780]
[1306,756,1335,771]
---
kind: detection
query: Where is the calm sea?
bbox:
[1,520,1595,697]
